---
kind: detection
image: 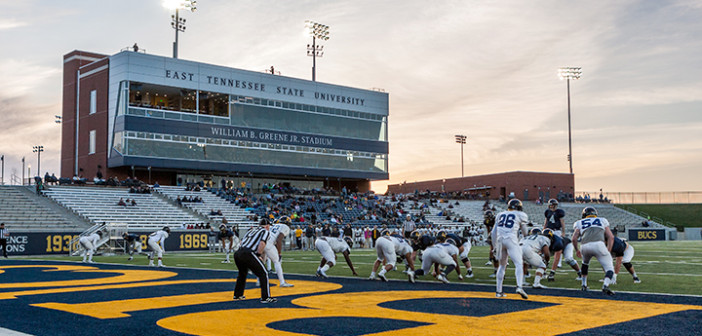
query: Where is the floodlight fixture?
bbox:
[166,0,197,59]
[557,66,582,174]
[455,135,467,177]
[306,20,330,81]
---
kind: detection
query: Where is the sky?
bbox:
[1,0,701,194]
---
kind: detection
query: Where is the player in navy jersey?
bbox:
[483,210,499,277]
[608,236,640,284]
[544,229,582,281]
[543,199,566,268]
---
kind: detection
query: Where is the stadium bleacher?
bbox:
[42,186,205,229]
[155,185,257,228]
[0,186,84,229]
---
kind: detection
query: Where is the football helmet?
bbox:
[446,237,457,246]
[96,231,103,237]
[418,235,435,250]
[409,230,421,241]
[219,223,227,231]
[380,229,390,236]
[343,236,354,247]
[548,199,559,208]
[542,228,555,241]
[162,226,171,234]
[529,228,542,236]
[581,207,598,218]
[436,230,447,242]
[484,210,494,219]
[507,199,523,211]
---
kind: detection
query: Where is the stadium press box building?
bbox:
[61,50,389,191]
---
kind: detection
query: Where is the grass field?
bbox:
[616,203,702,227]
[22,241,702,296]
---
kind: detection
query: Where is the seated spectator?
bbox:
[117,198,127,206]
[130,198,137,206]
[153,181,160,188]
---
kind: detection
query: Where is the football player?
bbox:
[218,224,236,264]
[370,234,415,282]
[544,229,582,281]
[608,236,641,284]
[147,226,170,267]
[492,199,529,299]
[413,235,456,284]
[79,231,102,263]
[572,207,615,295]
[484,210,499,277]
[314,236,359,278]
[543,199,566,268]
[521,228,551,289]
[264,218,294,287]
[437,230,474,279]
[122,232,143,261]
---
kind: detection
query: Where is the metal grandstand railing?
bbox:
[578,191,702,204]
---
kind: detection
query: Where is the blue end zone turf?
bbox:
[268,317,431,336]
[379,297,557,317]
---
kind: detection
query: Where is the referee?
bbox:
[233,219,277,303]
[0,223,9,258]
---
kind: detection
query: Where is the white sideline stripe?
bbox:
[0,327,34,336]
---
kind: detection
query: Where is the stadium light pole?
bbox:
[21,157,25,186]
[558,67,581,175]
[306,20,329,82]
[163,0,197,59]
[33,146,43,178]
[455,135,467,177]
[1,154,4,185]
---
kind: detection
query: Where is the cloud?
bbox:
[0,19,27,30]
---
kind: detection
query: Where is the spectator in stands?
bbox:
[130,198,137,206]
[117,198,127,206]
[153,181,160,188]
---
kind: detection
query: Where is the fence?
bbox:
[576,191,702,204]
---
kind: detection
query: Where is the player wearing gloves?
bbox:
[147,227,170,267]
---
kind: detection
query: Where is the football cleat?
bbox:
[127,256,133,261]
[157,264,166,268]
[581,285,588,291]
[407,271,415,283]
[532,283,548,289]
[516,287,528,299]
[260,297,278,304]
[485,261,493,266]
[525,272,532,278]
[457,274,464,281]
[602,286,615,296]
[489,272,497,278]
[547,273,555,282]
[279,283,294,288]
[221,260,231,263]
[148,261,155,267]
[496,292,506,298]
[233,295,246,301]
[437,273,450,284]
[378,273,388,282]
[633,277,641,284]
[316,269,328,279]
[575,276,583,281]
[466,270,474,278]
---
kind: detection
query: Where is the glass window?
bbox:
[128,82,196,113]
[89,90,97,115]
[89,130,96,154]
[198,91,229,117]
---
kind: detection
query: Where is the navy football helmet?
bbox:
[507,199,523,211]
[581,207,598,218]
[409,230,421,241]
[542,228,555,241]
[484,210,495,218]
[163,226,171,233]
[436,230,447,242]
[548,199,559,208]
[418,235,435,250]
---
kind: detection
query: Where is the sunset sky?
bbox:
[1,0,701,194]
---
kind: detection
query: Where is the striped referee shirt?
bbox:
[240,227,270,251]
[0,227,9,239]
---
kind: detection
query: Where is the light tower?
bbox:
[558,67,582,174]
[455,135,467,177]
[163,0,197,59]
[306,20,329,82]
[33,145,44,178]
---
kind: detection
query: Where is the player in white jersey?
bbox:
[370,234,415,282]
[79,231,102,263]
[314,236,358,278]
[264,221,294,287]
[520,228,552,289]
[412,235,456,284]
[147,226,170,267]
[572,207,615,295]
[491,199,529,299]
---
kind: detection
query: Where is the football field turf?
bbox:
[2,240,700,335]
